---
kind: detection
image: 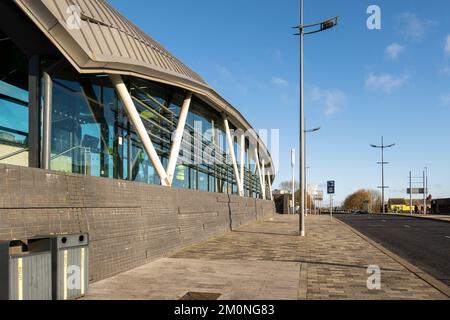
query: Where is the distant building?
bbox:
[431,198,450,215]
[272,189,289,195]
[273,191,291,214]
[387,198,427,213]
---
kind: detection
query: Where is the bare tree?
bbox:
[343,189,381,213]
[279,180,299,192]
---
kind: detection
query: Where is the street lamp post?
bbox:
[294,1,338,236]
[370,136,396,214]
[424,167,428,215]
[291,148,296,214]
[304,127,320,217]
[409,171,413,215]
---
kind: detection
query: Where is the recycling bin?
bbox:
[0,238,52,300]
[50,233,89,300]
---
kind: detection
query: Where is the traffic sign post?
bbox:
[327,181,335,220]
[313,191,324,215]
[327,181,335,194]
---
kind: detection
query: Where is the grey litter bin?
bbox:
[51,233,89,300]
[0,238,52,300]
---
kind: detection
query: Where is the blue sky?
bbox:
[109,0,450,203]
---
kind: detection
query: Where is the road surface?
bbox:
[337,214,450,286]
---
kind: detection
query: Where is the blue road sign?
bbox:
[327,181,335,194]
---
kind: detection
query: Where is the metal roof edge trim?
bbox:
[14,0,274,171]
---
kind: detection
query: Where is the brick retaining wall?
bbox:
[0,164,274,282]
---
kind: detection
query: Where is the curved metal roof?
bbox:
[14,0,274,171]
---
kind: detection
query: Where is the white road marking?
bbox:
[445,236,450,239]
[404,225,411,228]
[382,220,387,223]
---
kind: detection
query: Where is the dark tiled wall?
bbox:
[0,164,274,282]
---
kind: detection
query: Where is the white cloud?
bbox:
[395,12,436,42]
[385,43,404,60]
[310,86,347,116]
[271,77,289,86]
[442,67,450,75]
[365,73,408,93]
[266,48,282,62]
[445,35,450,56]
[214,65,233,80]
[441,94,450,106]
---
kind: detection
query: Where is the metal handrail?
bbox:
[50,145,90,161]
[50,145,92,175]
[0,148,28,161]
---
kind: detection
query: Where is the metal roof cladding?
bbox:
[14,0,274,172]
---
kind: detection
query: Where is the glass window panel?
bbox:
[208,175,215,193]
[173,164,189,189]
[198,170,208,192]
[0,37,29,167]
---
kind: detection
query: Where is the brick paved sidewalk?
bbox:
[85,215,448,300]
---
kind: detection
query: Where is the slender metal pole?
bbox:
[425,167,428,215]
[42,72,53,170]
[410,171,413,215]
[371,136,395,214]
[299,0,306,236]
[423,170,426,215]
[291,148,295,214]
[304,133,307,217]
[330,194,333,220]
[381,136,385,214]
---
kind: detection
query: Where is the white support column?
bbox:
[268,172,273,201]
[253,148,265,200]
[224,117,244,196]
[262,159,266,200]
[110,74,170,187]
[42,72,52,170]
[239,134,245,191]
[167,91,192,185]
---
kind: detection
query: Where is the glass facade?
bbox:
[45,66,262,197]
[0,31,29,167]
[0,29,265,199]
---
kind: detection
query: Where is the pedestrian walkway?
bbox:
[85,215,448,300]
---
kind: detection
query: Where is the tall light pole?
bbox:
[291,148,296,214]
[294,1,338,236]
[409,171,413,215]
[370,136,396,214]
[304,127,320,217]
[424,167,428,215]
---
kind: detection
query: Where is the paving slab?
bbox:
[85,215,448,300]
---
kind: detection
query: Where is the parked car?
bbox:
[353,210,369,215]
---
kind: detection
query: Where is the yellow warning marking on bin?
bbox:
[63,250,68,300]
[17,258,23,300]
[80,248,85,295]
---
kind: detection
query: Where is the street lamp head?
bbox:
[320,17,339,31]
[370,144,379,148]
[386,143,396,148]
[305,126,321,133]
[293,16,339,36]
